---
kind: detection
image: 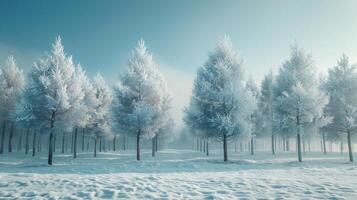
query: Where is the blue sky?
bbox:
[1,0,357,127]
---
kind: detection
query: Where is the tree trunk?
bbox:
[203,139,206,153]
[48,131,54,165]
[0,120,6,154]
[234,142,237,153]
[94,138,97,157]
[250,137,254,155]
[347,130,354,162]
[152,137,155,157]
[123,137,126,151]
[196,137,199,151]
[302,136,306,155]
[200,138,202,152]
[297,133,302,162]
[32,131,37,157]
[240,142,243,152]
[340,141,343,155]
[8,123,14,153]
[73,128,78,159]
[82,129,85,151]
[137,130,141,161]
[223,134,228,162]
[286,138,290,151]
[70,132,74,153]
[206,140,209,156]
[61,132,65,154]
[25,128,29,154]
[272,133,275,155]
[87,138,90,150]
[113,136,116,151]
[322,132,327,155]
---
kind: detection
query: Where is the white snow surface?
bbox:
[0,149,356,199]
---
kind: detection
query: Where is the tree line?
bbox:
[184,36,356,162]
[0,37,173,165]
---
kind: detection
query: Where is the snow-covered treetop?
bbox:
[113,39,169,139]
[0,56,25,121]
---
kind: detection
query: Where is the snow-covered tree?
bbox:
[323,55,357,162]
[112,39,166,161]
[0,56,25,154]
[258,71,276,154]
[274,45,329,162]
[246,77,259,155]
[86,73,113,157]
[19,36,85,165]
[184,36,254,161]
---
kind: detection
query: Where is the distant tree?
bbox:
[112,39,166,161]
[258,71,276,154]
[0,56,25,154]
[323,55,357,162]
[87,73,113,157]
[184,36,254,161]
[274,45,329,162]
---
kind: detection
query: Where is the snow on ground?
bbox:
[0,149,356,199]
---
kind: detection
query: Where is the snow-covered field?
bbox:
[0,149,356,199]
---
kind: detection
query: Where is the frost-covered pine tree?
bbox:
[112,39,166,161]
[20,36,85,165]
[258,71,276,154]
[86,73,113,157]
[246,77,259,155]
[323,55,357,162]
[274,45,329,162]
[184,36,254,161]
[0,56,25,154]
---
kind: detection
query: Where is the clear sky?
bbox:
[1,0,357,129]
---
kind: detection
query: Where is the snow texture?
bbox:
[0,149,356,199]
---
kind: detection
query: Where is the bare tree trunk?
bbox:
[25,128,30,154]
[272,133,275,155]
[223,134,228,161]
[48,131,54,165]
[196,137,199,151]
[137,130,141,161]
[87,138,90,151]
[32,131,37,157]
[250,137,254,155]
[234,142,237,153]
[206,139,209,156]
[8,123,14,153]
[152,137,155,157]
[322,132,327,155]
[94,138,97,157]
[61,132,65,154]
[73,128,78,159]
[82,129,85,152]
[286,138,290,151]
[297,133,302,162]
[340,141,343,155]
[70,131,74,153]
[0,120,6,154]
[347,130,354,162]
[240,143,243,152]
[113,136,116,151]
[302,135,306,155]
[203,139,206,153]
[123,137,126,151]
